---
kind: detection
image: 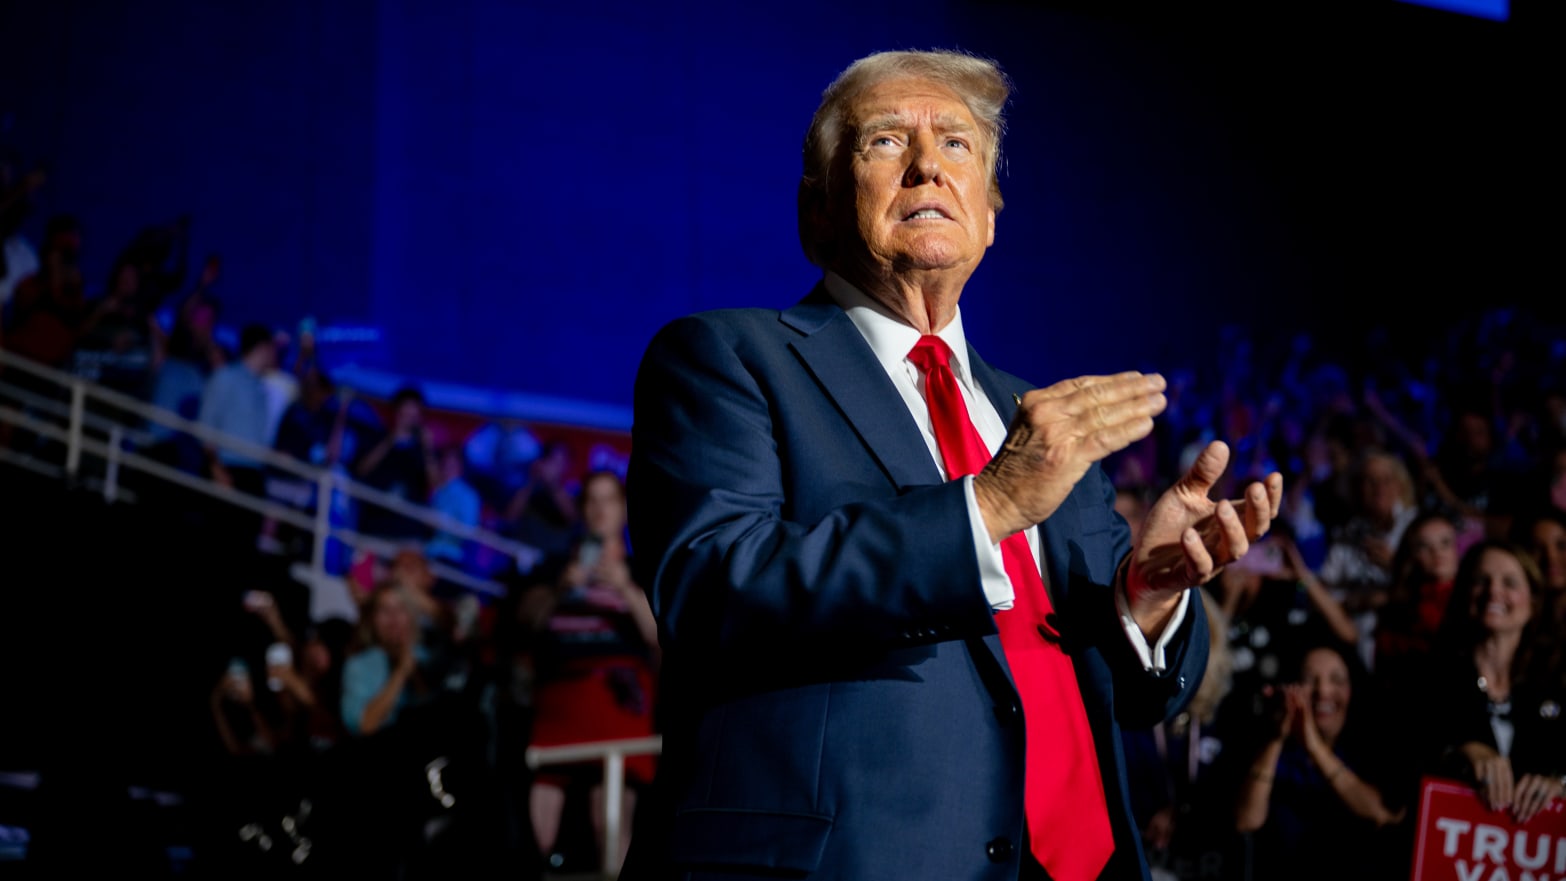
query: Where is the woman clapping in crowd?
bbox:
[1234,641,1406,881]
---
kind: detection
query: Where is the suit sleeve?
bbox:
[1055,466,1209,729]
[627,316,999,663]
[1110,585,1208,728]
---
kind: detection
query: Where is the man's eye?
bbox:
[870,136,899,147]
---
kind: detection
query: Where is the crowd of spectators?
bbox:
[4,153,1564,879]
[2,160,656,876]
[0,156,597,571]
[1110,312,1566,880]
[185,463,655,878]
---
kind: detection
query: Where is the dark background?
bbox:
[2,0,1558,422]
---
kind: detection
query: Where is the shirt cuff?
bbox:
[1116,574,1191,673]
[963,475,1014,610]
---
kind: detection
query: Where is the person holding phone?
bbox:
[514,469,658,873]
[210,657,277,757]
[355,385,439,542]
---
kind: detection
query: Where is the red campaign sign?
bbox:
[1410,776,1566,881]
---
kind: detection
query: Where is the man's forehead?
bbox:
[847,78,979,129]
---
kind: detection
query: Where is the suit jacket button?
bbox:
[1177,675,1187,689]
[993,702,1021,725]
[986,837,1014,862]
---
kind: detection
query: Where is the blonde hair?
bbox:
[1189,587,1233,725]
[1357,447,1416,510]
[353,581,407,652]
[798,49,1011,266]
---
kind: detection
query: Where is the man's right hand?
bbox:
[974,371,1166,544]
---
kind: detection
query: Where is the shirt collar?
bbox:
[822,271,975,384]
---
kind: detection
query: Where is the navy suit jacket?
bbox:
[623,287,1208,881]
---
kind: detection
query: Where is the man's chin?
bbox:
[885,241,982,274]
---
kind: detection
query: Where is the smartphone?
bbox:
[265,642,292,692]
[578,537,604,569]
[266,642,293,668]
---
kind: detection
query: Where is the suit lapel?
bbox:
[783,290,943,492]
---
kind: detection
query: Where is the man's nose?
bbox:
[903,133,942,186]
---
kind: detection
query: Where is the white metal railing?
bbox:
[0,346,535,598]
[0,378,158,448]
[525,735,662,879]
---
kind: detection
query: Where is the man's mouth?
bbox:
[903,207,949,221]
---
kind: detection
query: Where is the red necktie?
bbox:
[908,335,1114,881]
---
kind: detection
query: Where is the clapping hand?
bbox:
[1283,684,1324,751]
[1259,683,1296,743]
[1126,441,1283,634]
[975,371,1167,544]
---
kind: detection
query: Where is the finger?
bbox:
[1514,779,1540,823]
[1214,500,1250,566]
[1077,412,1159,462]
[1014,383,1163,449]
[1265,471,1284,519]
[1025,381,1164,436]
[1175,441,1231,498]
[1032,371,1160,402]
[1181,526,1215,584]
[1026,374,1129,405]
[1483,774,1502,810]
[1065,381,1168,429]
[1287,685,1307,708]
[1081,384,1169,427]
[1514,779,1545,823]
[1243,482,1272,540]
[1495,769,1514,810]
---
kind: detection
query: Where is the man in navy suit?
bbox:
[623,49,1283,880]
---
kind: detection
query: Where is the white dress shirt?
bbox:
[823,272,1188,670]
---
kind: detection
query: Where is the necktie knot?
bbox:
[908,334,953,374]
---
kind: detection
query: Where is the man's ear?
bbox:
[797,181,832,263]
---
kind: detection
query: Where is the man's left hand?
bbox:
[1125,440,1283,636]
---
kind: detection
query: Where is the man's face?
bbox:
[254,341,279,372]
[830,76,995,279]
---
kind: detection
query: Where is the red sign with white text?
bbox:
[1410,776,1566,881]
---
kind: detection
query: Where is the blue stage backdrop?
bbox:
[0,1,1552,425]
